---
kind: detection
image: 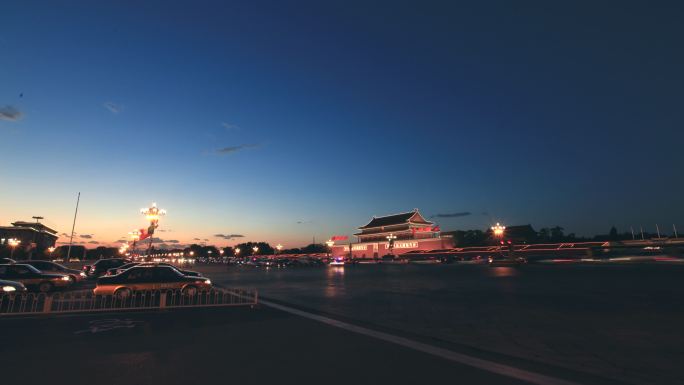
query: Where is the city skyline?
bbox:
[2,1,683,247]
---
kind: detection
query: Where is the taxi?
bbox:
[0,264,72,292]
[94,265,212,298]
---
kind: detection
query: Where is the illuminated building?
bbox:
[0,221,58,254]
[331,209,453,258]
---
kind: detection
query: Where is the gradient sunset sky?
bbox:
[1,1,683,248]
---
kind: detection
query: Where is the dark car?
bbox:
[1,279,27,293]
[106,262,202,277]
[0,264,71,292]
[94,265,212,298]
[0,258,16,265]
[82,258,128,278]
[18,260,87,283]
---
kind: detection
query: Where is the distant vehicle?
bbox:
[488,256,527,266]
[94,265,212,298]
[329,257,345,266]
[0,258,16,265]
[18,260,87,283]
[106,262,202,277]
[82,258,128,278]
[0,264,71,292]
[0,279,27,293]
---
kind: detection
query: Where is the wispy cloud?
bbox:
[431,212,471,219]
[103,102,122,114]
[79,234,94,239]
[0,105,23,121]
[87,240,100,244]
[222,122,240,130]
[214,234,245,240]
[193,238,201,241]
[215,144,259,155]
[296,220,313,224]
[115,239,127,243]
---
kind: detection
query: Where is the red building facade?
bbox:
[331,209,454,259]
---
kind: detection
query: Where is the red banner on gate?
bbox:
[331,235,348,241]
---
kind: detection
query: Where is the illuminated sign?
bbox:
[352,245,369,251]
[392,241,418,249]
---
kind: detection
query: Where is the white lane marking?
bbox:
[260,299,583,385]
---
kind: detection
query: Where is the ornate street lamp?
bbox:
[386,233,397,255]
[234,247,241,257]
[252,246,259,255]
[325,239,334,257]
[276,244,283,255]
[141,202,166,257]
[8,238,21,259]
[491,223,506,238]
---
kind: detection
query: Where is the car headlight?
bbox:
[80,272,86,277]
[204,279,211,285]
[2,286,17,292]
[61,276,71,281]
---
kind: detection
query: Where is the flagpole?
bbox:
[67,192,80,262]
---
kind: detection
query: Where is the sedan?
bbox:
[17,260,87,283]
[1,279,27,293]
[94,265,212,298]
[0,264,71,292]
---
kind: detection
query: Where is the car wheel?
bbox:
[183,285,198,296]
[38,281,53,293]
[114,288,132,300]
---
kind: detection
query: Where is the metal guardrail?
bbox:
[0,287,258,316]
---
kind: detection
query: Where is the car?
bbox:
[17,260,87,283]
[94,265,212,298]
[0,258,16,265]
[0,264,72,292]
[82,258,128,278]
[488,256,527,266]
[0,279,27,293]
[106,262,202,277]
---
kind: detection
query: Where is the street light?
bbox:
[276,244,283,255]
[141,202,166,257]
[491,223,506,238]
[386,233,397,255]
[234,247,241,257]
[252,246,259,255]
[325,239,334,257]
[8,238,21,259]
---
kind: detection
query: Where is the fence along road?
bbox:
[0,287,258,316]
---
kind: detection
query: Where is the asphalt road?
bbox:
[0,306,542,385]
[193,263,684,385]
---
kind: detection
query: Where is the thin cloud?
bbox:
[216,143,259,155]
[193,238,201,241]
[214,234,245,240]
[115,239,127,243]
[87,241,100,244]
[222,122,240,130]
[0,105,23,121]
[103,102,121,114]
[79,234,94,239]
[431,212,471,219]
[296,220,312,224]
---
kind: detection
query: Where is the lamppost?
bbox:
[47,246,55,259]
[234,247,241,258]
[252,246,259,256]
[8,238,21,259]
[129,230,140,257]
[276,244,283,255]
[491,223,506,238]
[386,233,397,255]
[141,202,166,257]
[326,239,334,257]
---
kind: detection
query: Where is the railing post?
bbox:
[159,292,167,309]
[43,295,53,314]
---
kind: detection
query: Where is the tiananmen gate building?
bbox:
[331,209,454,259]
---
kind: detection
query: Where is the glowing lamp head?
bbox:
[325,240,334,247]
[491,223,506,237]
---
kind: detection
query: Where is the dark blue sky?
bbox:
[1,1,683,246]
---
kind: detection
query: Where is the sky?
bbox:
[1,1,683,248]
